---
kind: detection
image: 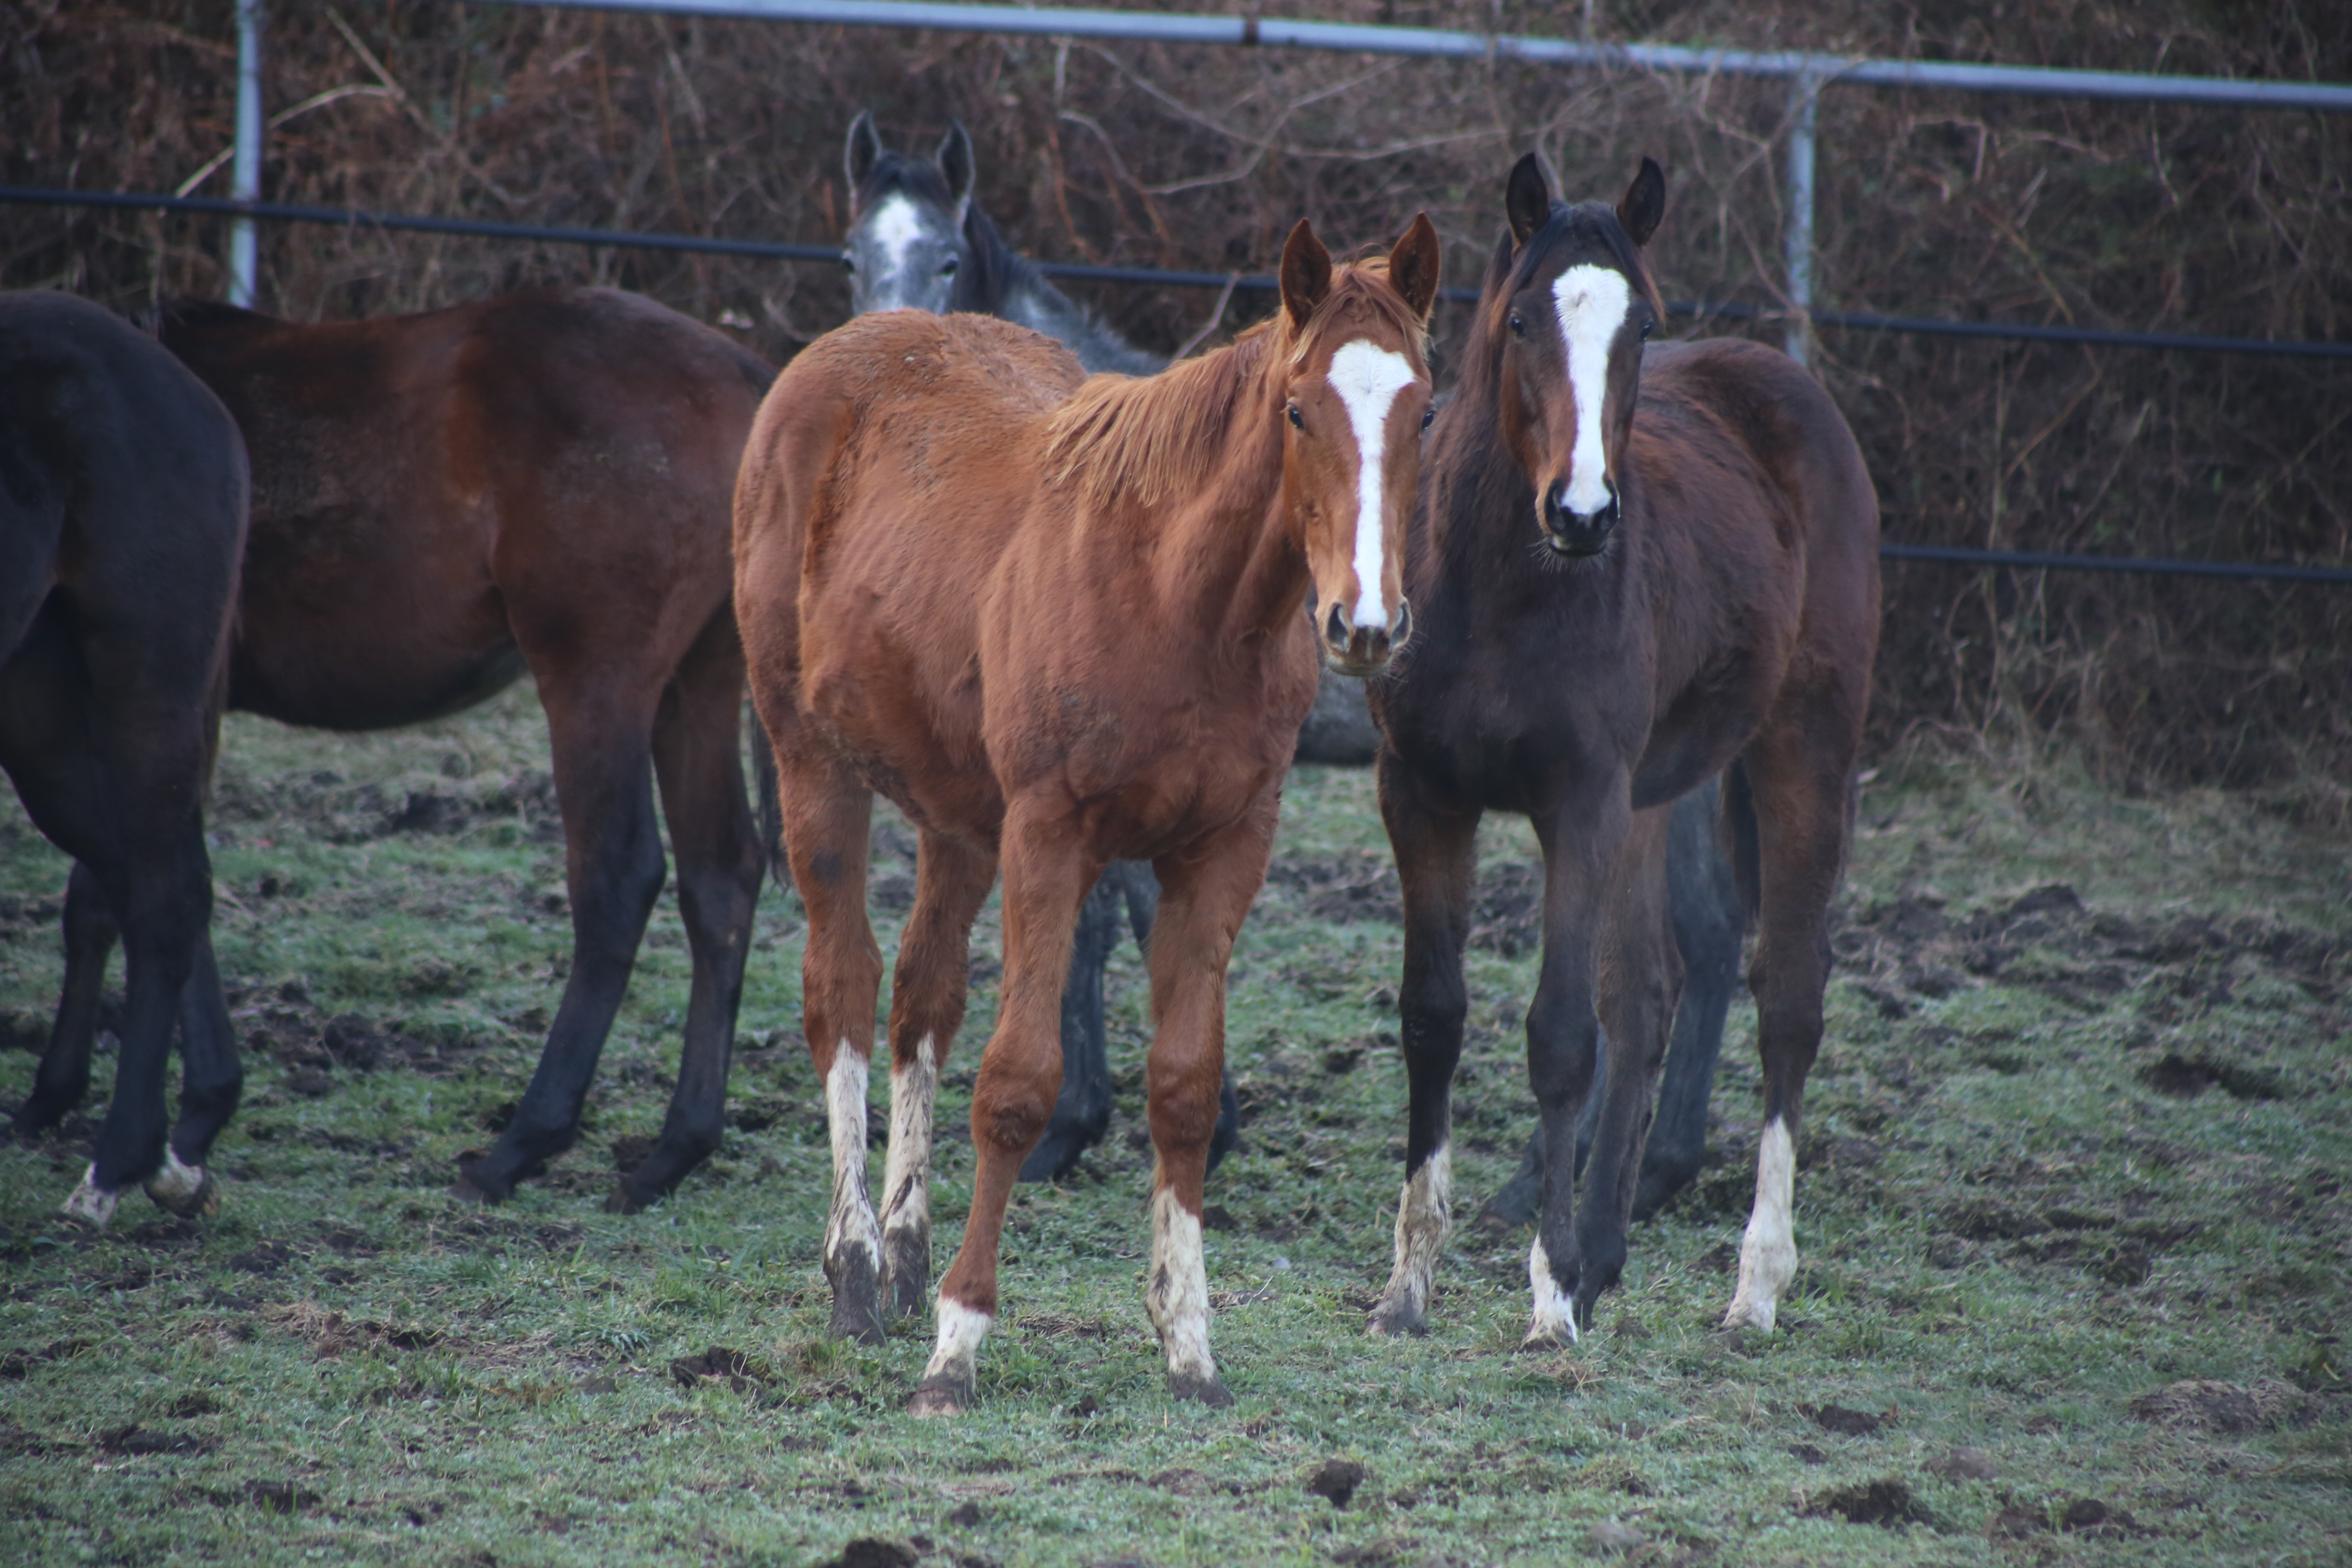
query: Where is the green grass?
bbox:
[2,687,2347,1566]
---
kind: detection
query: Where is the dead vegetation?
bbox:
[2,1,2347,797]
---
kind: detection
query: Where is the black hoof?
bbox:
[826,1247,886,1345]
[449,1153,510,1206]
[907,1373,970,1417]
[1168,1369,1234,1407]
[882,1231,930,1321]
[1365,1296,1428,1338]
[603,1182,652,1216]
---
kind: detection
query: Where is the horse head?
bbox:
[842,112,980,316]
[1277,214,1442,675]
[1490,154,1666,559]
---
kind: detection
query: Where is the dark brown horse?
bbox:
[2,291,247,1226]
[13,287,770,1215]
[1368,158,1880,1342]
[738,218,1440,1412]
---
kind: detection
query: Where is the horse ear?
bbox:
[938,119,977,222]
[1506,153,1551,248]
[1618,157,1666,247]
[845,111,883,195]
[1388,213,1441,325]
[1280,219,1332,334]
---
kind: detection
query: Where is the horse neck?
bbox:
[1131,352,1299,649]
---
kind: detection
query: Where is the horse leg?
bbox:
[879,827,996,1319]
[1368,756,1481,1337]
[150,929,237,1216]
[1017,869,1123,1182]
[1632,777,1744,1221]
[1570,806,1679,1327]
[1721,738,1854,1334]
[773,750,888,1343]
[609,618,766,1213]
[13,860,116,1137]
[1137,796,1278,1405]
[1521,778,1629,1345]
[911,803,1089,1415]
[455,683,665,1204]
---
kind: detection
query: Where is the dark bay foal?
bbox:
[1368,157,1880,1342]
[2,292,248,1225]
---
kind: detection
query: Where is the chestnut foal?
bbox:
[737,218,1439,1411]
[1368,158,1880,1344]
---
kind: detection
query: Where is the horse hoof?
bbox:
[826,1252,886,1345]
[1521,1314,1581,1351]
[1365,1297,1428,1338]
[144,1152,219,1218]
[1719,1299,1777,1336]
[881,1233,930,1322]
[906,1376,968,1418]
[1168,1370,1234,1408]
[61,1170,121,1229]
[603,1183,651,1216]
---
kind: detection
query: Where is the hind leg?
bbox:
[148,929,238,1216]
[1633,777,1742,1221]
[1722,737,1858,1334]
[456,677,666,1203]
[1369,755,1481,1337]
[879,828,996,1319]
[911,800,1091,1414]
[610,616,766,1212]
[13,860,116,1137]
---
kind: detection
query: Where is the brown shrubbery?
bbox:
[5,1,2346,806]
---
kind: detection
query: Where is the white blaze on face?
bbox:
[1375,1142,1451,1326]
[1552,263,1633,519]
[1146,1187,1216,1384]
[824,1046,880,1271]
[1325,339,1419,630]
[1527,1234,1581,1345]
[1723,1116,1798,1333]
[866,196,925,298]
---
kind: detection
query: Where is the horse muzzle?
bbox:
[1321,597,1411,675]
[1543,480,1618,558]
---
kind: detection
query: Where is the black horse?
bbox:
[2,291,249,1227]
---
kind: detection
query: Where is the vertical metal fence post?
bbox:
[229,0,265,306]
[1784,67,1821,366]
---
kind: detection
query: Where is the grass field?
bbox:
[2,685,2346,1566]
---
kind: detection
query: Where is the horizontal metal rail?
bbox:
[11,187,2347,361]
[1880,543,2352,584]
[495,0,2352,113]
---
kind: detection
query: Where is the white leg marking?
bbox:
[143,1147,212,1213]
[62,1165,121,1229]
[921,1294,993,1389]
[1527,1235,1581,1345]
[823,1045,880,1276]
[1373,1142,1450,1329]
[1723,1117,1797,1332]
[1145,1187,1216,1386]
[1552,264,1633,519]
[880,1036,938,1262]
[1325,339,1419,629]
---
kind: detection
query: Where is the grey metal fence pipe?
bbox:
[230,0,264,306]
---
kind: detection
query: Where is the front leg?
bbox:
[1521,779,1630,1345]
[911,801,1092,1415]
[1368,754,1481,1338]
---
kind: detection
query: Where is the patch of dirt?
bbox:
[204,1480,323,1513]
[1305,1458,1369,1508]
[1806,1403,1888,1436]
[99,1422,215,1457]
[1927,1447,1998,1481]
[2128,1378,2306,1434]
[1803,1477,1934,1529]
[263,1302,440,1358]
[668,1347,770,1393]
[1016,1312,1114,1341]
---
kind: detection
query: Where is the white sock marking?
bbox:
[1146,1187,1216,1383]
[62,1164,120,1229]
[1528,1234,1580,1345]
[1325,339,1419,629]
[1375,1142,1450,1326]
[1724,1116,1798,1332]
[1552,264,1633,519]
[824,1045,880,1275]
[144,1148,207,1205]
[923,1294,993,1387]
[880,1035,938,1258]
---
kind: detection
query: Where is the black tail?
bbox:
[1719,759,1761,930]
[746,702,788,888]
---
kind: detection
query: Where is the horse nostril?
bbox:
[1392,597,1413,646]
[1325,603,1349,648]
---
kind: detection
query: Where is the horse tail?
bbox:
[1719,759,1761,931]
[748,710,788,889]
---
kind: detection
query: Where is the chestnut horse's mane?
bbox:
[1045,260,1429,511]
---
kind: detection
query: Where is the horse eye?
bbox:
[841,254,856,273]
[1287,404,1305,430]
[1640,318,1654,340]
[940,258,959,276]
[1508,312,1524,339]
[1420,406,1435,431]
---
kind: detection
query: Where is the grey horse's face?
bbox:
[842,189,969,316]
[842,114,978,316]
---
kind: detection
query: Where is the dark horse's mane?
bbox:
[851,149,1029,318]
